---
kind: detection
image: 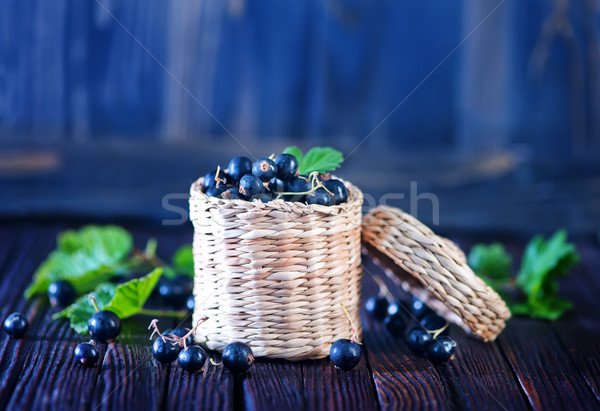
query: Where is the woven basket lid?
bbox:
[362,206,511,341]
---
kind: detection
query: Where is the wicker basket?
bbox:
[189,177,364,360]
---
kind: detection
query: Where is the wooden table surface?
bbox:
[0,221,599,411]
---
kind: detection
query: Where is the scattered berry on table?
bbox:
[74,342,99,367]
[152,336,179,364]
[186,295,195,311]
[169,327,194,348]
[420,314,449,335]
[329,339,361,370]
[324,179,348,205]
[178,345,207,373]
[158,276,193,309]
[365,296,389,321]
[252,157,278,182]
[405,327,433,355]
[48,280,76,308]
[427,336,457,363]
[88,311,121,343]
[3,313,29,338]
[306,188,332,206]
[274,154,298,181]
[222,342,255,373]
[239,174,265,199]
[227,156,253,182]
[410,296,434,319]
[384,312,406,337]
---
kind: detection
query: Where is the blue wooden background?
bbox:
[1,0,598,160]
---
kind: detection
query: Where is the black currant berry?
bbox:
[152,336,179,364]
[74,342,99,367]
[221,187,241,200]
[330,339,361,370]
[222,342,255,373]
[387,300,410,317]
[306,188,332,206]
[206,185,226,198]
[48,280,76,308]
[252,158,278,182]
[228,156,253,182]
[239,174,264,199]
[324,179,348,205]
[203,170,218,188]
[427,336,457,363]
[365,296,389,321]
[268,178,286,194]
[420,314,449,336]
[405,327,433,355]
[169,327,194,348]
[274,154,298,181]
[186,295,195,311]
[158,276,193,309]
[204,169,231,188]
[178,345,207,373]
[88,311,121,343]
[410,296,434,319]
[3,313,28,338]
[285,177,310,202]
[384,312,406,337]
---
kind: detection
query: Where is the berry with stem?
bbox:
[88,298,121,343]
[169,327,194,348]
[330,303,361,370]
[74,341,99,367]
[178,345,207,373]
[152,336,179,364]
[420,314,449,336]
[48,280,76,308]
[323,179,348,205]
[427,336,457,363]
[3,313,29,338]
[222,342,255,373]
[306,188,332,206]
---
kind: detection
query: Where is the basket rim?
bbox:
[190,175,363,216]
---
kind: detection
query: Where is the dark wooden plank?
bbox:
[0,226,60,408]
[361,261,450,411]
[5,316,107,410]
[498,318,600,410]
[90,317,169,411]
[242,359,304,410]
[301,355,379,411]
[166,351,234,411]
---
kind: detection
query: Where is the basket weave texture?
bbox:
[189,177,364,360]
[362,206,511,341]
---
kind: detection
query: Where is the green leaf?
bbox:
[468,243,512,281]
[297,147,344,175]
[25,226,133,298]
[103,268,163,318]
[53,283,117,334]
[283,146,304,165]
[53,268,163,334]
[172,245,194,278]
[515,230,579,320]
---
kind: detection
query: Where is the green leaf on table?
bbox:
[515,230,579,320]
[283,146,344,175]
[25,225,133,298]
[468,243,512,290]
[53,268,163,334]
[172,245,194,278]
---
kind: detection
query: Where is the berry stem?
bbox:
[209,358,223,366]
[88,295,101,312]
[340,303,360,344]
[429,323,449,339]
[181,316,209,350]
[215,165,227,188]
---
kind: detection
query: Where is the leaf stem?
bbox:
[138,309,187,319]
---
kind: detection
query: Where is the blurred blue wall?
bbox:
[0,0,598,162]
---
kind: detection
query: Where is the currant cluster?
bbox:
[150,320,254,374]
[202,154,348,206]
[74,308,122,367]
[366,294,457,363]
